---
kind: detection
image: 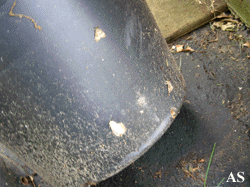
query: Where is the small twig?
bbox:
[220,19,239,23]
[179,55,182,70]
[208,39,218,43]
[9,0,42,30]
[210,0,215,12]
[201,31,212,48]
[208,31,218,43]
[182,169,197,180]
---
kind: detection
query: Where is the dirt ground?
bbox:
[1,12,249,187]
[95,14,250,187]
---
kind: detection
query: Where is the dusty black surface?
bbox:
[95,20,250,187]
[1,17,250,187]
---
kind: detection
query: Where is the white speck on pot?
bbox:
[109,121,126,137]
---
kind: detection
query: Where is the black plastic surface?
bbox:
[0,0,185,186]
[0,0,7,7]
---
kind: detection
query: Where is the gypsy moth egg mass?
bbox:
[94,26,106,42]
[109,121,126,137]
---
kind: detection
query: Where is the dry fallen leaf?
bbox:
[21,177,29,185]
[214,13,233,19]
[21,175,35,187]
[176,45,184,53]
[189,166,199,173]
[184,100,191,104]
[213,21,236,31]
[184,46,195,52]
[175,45,195,53]
[154,170,162,178]
[243,42,250,48]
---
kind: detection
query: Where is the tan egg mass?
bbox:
[109,121,126,137]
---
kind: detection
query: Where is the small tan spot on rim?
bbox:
[166,81,173,95]
[170,107,178,119]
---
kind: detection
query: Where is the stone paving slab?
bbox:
[146,0,227,42]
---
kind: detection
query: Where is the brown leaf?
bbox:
[21,177,29,185]
[213,21,236,31]
[183,46,195,52]
[189,166,199,173]
[20,175,35,187]
[154,170,162,178]
[176,45,184,53]
[184,100,191,104]
[243,42,250,48]
[176,45,195,53]
[214,13,233,19]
